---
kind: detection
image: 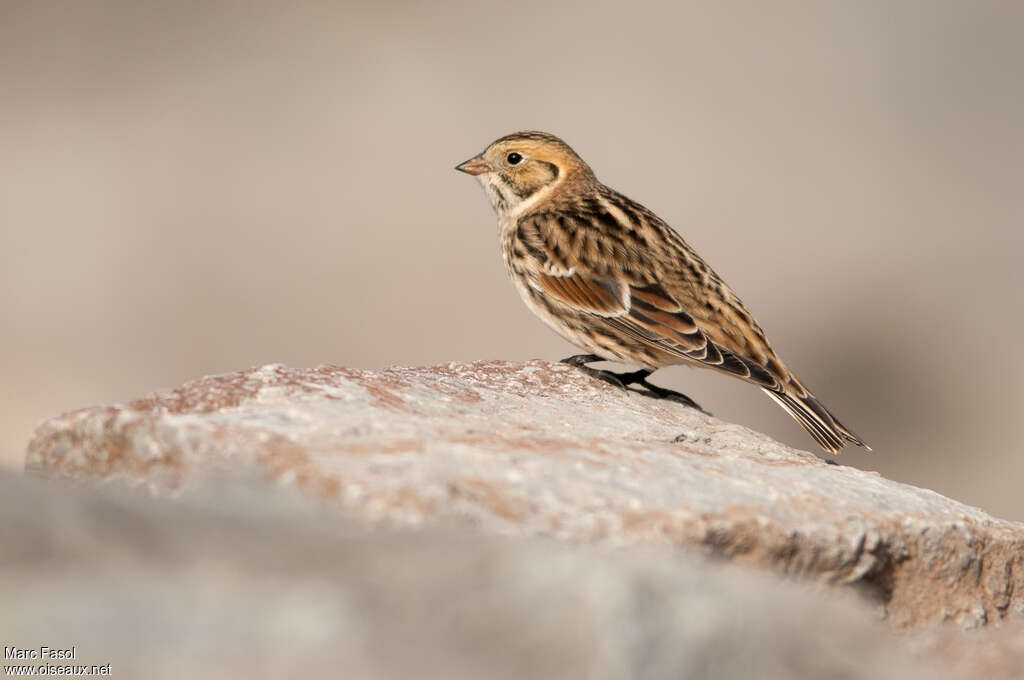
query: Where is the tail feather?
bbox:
[762,388,870,454]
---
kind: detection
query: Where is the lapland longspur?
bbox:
[456,131,869,454]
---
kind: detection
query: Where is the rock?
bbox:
[910,620,1024,680]
[0,470,957,680]
[25,360,1024,631]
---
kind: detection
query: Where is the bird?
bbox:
[455,131,869,454]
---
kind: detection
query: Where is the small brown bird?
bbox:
[456,131,869,453]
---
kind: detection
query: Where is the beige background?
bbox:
[2,1,1021,518]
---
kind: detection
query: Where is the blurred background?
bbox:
[1,1,1021,518]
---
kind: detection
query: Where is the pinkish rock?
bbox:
[25,360,1024,631]
[0,470,957,680]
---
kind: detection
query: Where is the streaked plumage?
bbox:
[456,131,869,453]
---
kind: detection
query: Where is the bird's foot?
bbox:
[559,355,709,414]
[635,379,710,415]
[560,355,642,391]
[559,354,605,368]
[564,365,629,391]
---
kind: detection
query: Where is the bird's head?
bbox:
[456,131,595,219]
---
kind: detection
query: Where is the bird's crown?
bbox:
[486,131,590,175]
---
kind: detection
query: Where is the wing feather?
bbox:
[510,197,869,452]
[535,272,626,315]
[518,211,785,390]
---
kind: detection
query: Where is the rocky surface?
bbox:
[911,620,1024,680]
[0,470,957,680]
[25,360,1024,633]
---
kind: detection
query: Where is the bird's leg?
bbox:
[559,355,709,413]
[559,354,629,389]
[560,354,647,384]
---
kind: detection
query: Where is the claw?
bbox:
[560,354,605,367]
[637,379,711,415]
[558,355,708,413]
[580,366,629,391]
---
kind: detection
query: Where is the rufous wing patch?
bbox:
[536,272,626,315]
[629,282,682,312]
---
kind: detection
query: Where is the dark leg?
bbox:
[559,355,709,414]
[561,354,649,384]
[559,354,630,389]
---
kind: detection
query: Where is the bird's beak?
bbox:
[455,155,491,176]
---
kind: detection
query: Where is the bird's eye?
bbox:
[506,152,523,165]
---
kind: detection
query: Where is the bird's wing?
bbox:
[517,206,869,453]
[518,210,785,390]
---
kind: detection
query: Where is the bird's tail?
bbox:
[762,387,870,454]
